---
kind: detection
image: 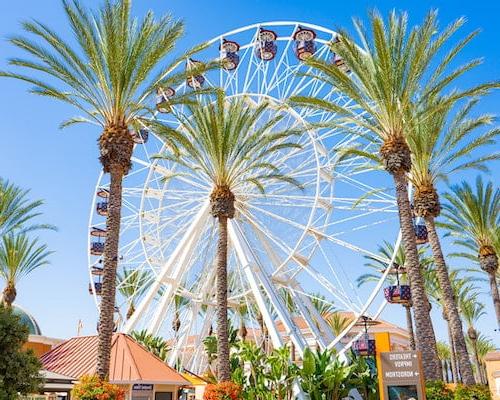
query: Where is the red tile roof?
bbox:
[41,333,190,385]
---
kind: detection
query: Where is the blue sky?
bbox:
[0,0,499,345]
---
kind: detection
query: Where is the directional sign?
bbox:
[379,351,426,400]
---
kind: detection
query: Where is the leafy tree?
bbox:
[0,304,43,399]
[0,233,52,307]
[2,0,201,379]
[441,177,500,326]
[152,90,302,381]
[290,9,497,379]
[299,348,353,400]
[131,329,169,362]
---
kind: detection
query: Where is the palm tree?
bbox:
[309,292,335,319]
[441,177,500,326]
[131,329,169,362]
[426,270,479,383]
[473,334,495,384]
[0,179,55,237]
[359,241,433,350]
[436,341,452,382]
[326,312,351,337]
[0,234,52,307]
[289,11,496,378]
[116,269,152,320]
[406,96,498,385]
[173,294,189,335]
[2,0,201,378]
[152,91,303,381]
[460,291,486,384]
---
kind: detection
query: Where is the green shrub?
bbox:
[426,381,453,400]
[454,384,491,400]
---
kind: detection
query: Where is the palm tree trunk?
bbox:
[393,172,441,380]
[96,168,123,379]
[446,321,459,384]
[2,284,16,307]
[424,217,475,385]
[216,216,231,382]
[487,270,500,327]
[403,304,416,350]
[471,337,482,384]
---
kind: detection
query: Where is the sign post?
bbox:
[378,351,426,400]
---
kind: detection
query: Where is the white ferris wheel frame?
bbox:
[87,20,405,367]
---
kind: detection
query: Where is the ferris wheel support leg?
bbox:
[229,220,305,400]
[123,202,210,333]
[229,220,309,355]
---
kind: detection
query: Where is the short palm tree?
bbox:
[0,234,52,307]
[0,179,55,237]
[289,10,496,378]
[359,241,433,350]
[152,90,302,381]
[326,311,351,337]
[471,333,495,384]
[116,269,152,320]
[406,96,498,384]
[2,0,201,378]
[309,293,335,319]
[459,291,486,384]
[441,177,500,326]
[436,341,452,382]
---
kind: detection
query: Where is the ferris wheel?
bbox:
[88,21,403,372]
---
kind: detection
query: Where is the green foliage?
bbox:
[454,384,491,400]
[299,348,354,400]
[0,178,55,238]
[231,342,298,400]
[0,304,43,399]
[131,330,169,361]
[348,352,378,400]
[425,381,453,400]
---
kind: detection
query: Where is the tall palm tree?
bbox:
[2,0,201,378]
[441,177,500,326]
[359,241,433,350]
[116,268,152,320]
[152,91,303,381]
[460,291,486,384]
[289,11,496,378]
[0,179,55,238]
[0,234,52,307]
[406,96,498,384]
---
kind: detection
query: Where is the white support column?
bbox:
[123,202,210,333]
[229,220,308,356]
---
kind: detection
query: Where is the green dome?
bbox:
[12,305,42,335]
